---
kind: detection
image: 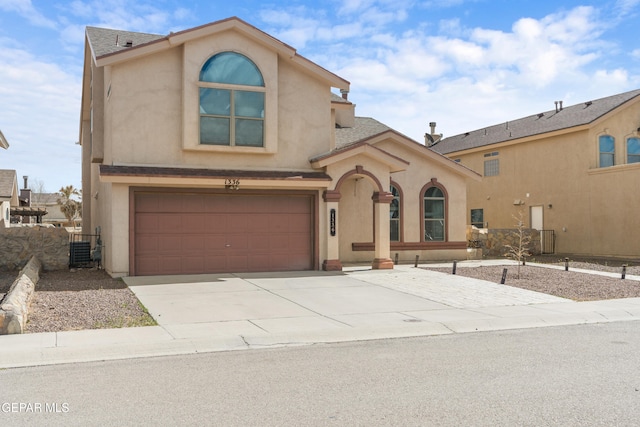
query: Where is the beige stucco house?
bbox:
[80,17,479,277]
[431,89,640,259]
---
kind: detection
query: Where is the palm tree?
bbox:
[57,185,82,228]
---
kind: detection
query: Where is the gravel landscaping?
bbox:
[0,268,155,334]
[424,260,640,301]
[1,256,639,334]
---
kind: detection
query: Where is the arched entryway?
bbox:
[322,165,394,270]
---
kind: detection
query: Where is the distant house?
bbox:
[0,130,8,150]
[0,170,19,228]
[431,89,640,259]
[79,17,479,277]
[31,193,66,226]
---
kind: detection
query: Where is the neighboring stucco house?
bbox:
[431,89,640,259]
[80,17,479,277]
[31,193,67,226]
[0,170,19,228]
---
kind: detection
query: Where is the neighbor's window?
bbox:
[599,135,615,167]
[470,209,484,228]
[483,151,499,176]
[390,184,401,242]
[627,137,640,164]
[423,186,446,241]
[199,52,265,147]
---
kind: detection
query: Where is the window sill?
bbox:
[588,162,640,175]
[183,144,275,154]
[352,241,467,251]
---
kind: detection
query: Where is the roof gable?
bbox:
[86,17,349,90]
[328,117,480,181]
[433,88,640,155]
[0,170,18,202]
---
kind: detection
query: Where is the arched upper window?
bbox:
[627,137,640,164]
[390,184,401,242]
[200,52,264,86]
[422,184,446,242]
[599,135,615,167]
[199,52,265,147]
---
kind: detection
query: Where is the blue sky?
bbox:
[1,0,639,193]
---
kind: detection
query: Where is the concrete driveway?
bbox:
[123,263,609,344]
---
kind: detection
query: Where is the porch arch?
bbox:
[322,165,394,270]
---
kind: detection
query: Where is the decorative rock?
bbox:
[0,256,42,335]
[0,226,68,271]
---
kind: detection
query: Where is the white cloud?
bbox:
[0,41,82,190]
[0,0,57,28]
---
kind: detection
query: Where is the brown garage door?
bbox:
[134,192,313,276]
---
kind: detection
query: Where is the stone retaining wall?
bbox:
[0,256,41,334]
[467,227,541,258]
[0,226,69,271]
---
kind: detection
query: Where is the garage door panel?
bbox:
[227,234,248,250]
[227,215,249,232]
[245,215,270,232]
[289,234,311,251]
[204,235,227,250]
[136,194,160,212]
[287,214,311,232]
[182,235,205,251]
[182,194,205,212]
[205,214,228,232]
[158,214,183,233]
[181,256,204,272]
[182,214,207,232]
[227,255,248,271]
[158,256,182,275]
[248,234,269,250]
[136,213,159,232]
[135,192,313,275]
[158,235,182,252]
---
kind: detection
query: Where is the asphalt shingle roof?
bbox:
[431,89,640,155]
[335,117,392,149]
[0,170,17,199]
[86,26,165,58]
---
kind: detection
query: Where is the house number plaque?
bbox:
[330,208,336,236]
[225,179,240,190]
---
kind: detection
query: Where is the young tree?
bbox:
[57,185,82,228]
[30,178,47,206]
[504,210,532,279]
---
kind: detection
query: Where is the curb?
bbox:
[0,256,41,334]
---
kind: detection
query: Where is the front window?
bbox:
[483,151,499,176]
[471,209,484,228]
[627,137,640,164]
[199,52,265,147]
[424,186,445,241]
[599,135,615,167]
[390,185,400,242]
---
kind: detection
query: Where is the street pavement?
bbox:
[1,260,639,369]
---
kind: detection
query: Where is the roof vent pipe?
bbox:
[555,101,559,113]
[429,122,437,135]
[559,101,563,110]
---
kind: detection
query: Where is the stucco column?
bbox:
[322,190,342,271]
[372,191,394,269]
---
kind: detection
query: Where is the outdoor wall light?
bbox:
[548,204,552,208]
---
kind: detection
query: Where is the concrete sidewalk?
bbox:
[2,261,640,369]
